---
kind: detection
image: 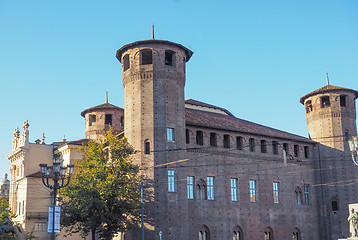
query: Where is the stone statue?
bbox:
[348,208,358,237]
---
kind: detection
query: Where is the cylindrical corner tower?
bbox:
[81,103,124,140]
[300,84,358,151]
[116,39,193,239]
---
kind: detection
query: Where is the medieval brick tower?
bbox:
[300,82,358,240]
[116,39,193,239]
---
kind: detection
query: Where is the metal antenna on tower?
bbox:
[326,73,330,85]
[106,89,109,103]
[152,24,155,39]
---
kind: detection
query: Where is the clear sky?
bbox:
[0,0,357,178]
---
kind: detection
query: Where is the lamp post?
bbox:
[348,136,358,166]
[39,161,74,240]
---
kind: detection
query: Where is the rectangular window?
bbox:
[140,49,152,65]
[186,129,190,144]
[223,134,230,148]
[207,177,214,200]
[272,141,278,155]
[187,176,194,199]
[321,96,330,108]
[231,178,238,202]
[305,100,313,113]
[165,51,174,66]
[35,222,47,232]
[304,146,309,158]
[105,114,112,125]
[123,54,130,71]
[273,182,280,204]
[168,170,176,192]
[261,140,267,153]
[294,145,299,157]
[196,131,203,145]
[167,128,174,141]
[18,202,21,215]
[249,138,255,152]
[283,143,289,156]
[304,184,310,205]
[340,95,347,107]
[249,180,257,202]
[210,133,217,147]
[89,114,96,126]
[236,136,243,150]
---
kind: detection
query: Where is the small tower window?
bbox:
[105,114,112,125]
[140,49,152,65]
[89,114,96,126]
[305,100,312,113]
[223,135,230,148]
[167,128,174,142]
[236,136,243,150]
[196,131,203,145]
[321,96,330,108]
[261,140,267,153]
[123,54,130,71]
[165,51,175,66]
[340,95,347,107]
[210,133,217,147]
[283,143,289,156]
[144,140,150,154]
[332,200,338,211]
[120,116,124,127]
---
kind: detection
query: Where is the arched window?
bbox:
[197,179,207,200]
[199,226,210,240]
[144,140,150,154]
[249,138,255,152]
[305,100,312,113]
[292,228,300,240]
[321,96,330,108]
[295,188,303,205]
[236,136,243,150]
[210,133,217,147]
[233,226,243,240]
[264,227,273,240]
[224,135,231,148]
[196,131,204,145]
[140,49,152,65]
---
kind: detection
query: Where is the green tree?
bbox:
[0,196,17,239]
[60,130,141,240]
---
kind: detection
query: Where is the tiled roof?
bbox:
[81,103,123,117]
[185,99,234,116]
[185,108,313,143]
[300,84,358,104]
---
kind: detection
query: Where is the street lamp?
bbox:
[348,136,358,166]
[39,161,74,240]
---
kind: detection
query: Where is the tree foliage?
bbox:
[60,130,140,240]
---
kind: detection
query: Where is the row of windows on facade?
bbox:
[88,114,124,127]
[197,225,301,240]
[168,170,311,205]
[163,128,310,158]
[122,49,176,71]
[305,95,348,113]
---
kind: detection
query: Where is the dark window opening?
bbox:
[345,131,349,141]
[340,95,347,107]
[144,141,150,154]
[123,54,130,71]
[210,133,217,147]
[272,141,279,155]
[186,129,190,144]
[140,49,152,65]
[294,145,299,157]
[304,146,309,158]
[283,143,289,156]
[332,200,338,211]
[236,136,243,150]
[321,96,330,108]
[224,135,230,148]
[261,140,267,153]
[120,116,124,127]
[305,100,312,113]
[105,114,112,125]
[165,51,174,66]
[249,138,255,152]
[89,114,96,126]
[196,131,203,145]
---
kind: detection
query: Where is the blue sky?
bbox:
[0,0,357,178]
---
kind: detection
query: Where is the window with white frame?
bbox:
[187,176,194,199]
[231,178,238,202]
[304,184,310,205]
[168,170,176,192]
[167,128,174,142]
[273,182,279,204]
[207,177,214,200]
[250,180,257,202]
[35,222,47,232]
